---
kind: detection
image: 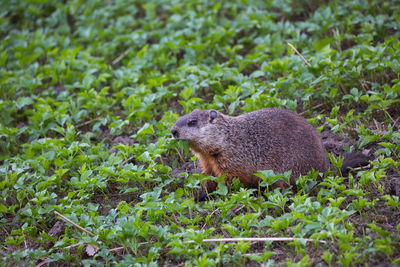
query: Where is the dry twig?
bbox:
[122,156,134,165]
[287,42,311,67]
[299,103,324,115]
[54,211,96,237]
[112,49,130,65]
[36,258,49,267]
[75,120,92,129]
[201,208,221,230]
[353,164,372,172]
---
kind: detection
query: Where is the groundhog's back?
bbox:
[229,108,329,182]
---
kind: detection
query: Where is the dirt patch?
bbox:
[108,136,135,153]
[97,125,136,153]
[320,130,353,156]
[44,221,66,250]
[92,192,142,215]
[48,221,66,239]
[172,161,201,177]
[388,175,400,197]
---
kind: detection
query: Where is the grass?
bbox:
[0,0,399,265]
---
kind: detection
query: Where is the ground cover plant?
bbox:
[1,0,399,265]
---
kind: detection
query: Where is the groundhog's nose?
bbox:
[171,128,179,138]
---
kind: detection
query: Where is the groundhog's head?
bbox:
[171,109,228,154]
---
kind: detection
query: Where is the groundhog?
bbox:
[171,108,330,199]
[171,108,373,200]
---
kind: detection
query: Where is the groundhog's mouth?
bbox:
[173,138,201,152]
[173,136,189,141]
[187,141,205,153]
[174,138,192,145]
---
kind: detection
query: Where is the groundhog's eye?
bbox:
[187,119,198,127]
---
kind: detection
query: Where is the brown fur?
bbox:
[171,108,329,198]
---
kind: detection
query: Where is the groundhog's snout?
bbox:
[171,127,179,139]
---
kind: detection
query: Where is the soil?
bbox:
[320,130,353,156]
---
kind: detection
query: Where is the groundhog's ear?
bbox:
[209,110,218,123]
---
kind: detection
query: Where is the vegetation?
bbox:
[1,0,399,265]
